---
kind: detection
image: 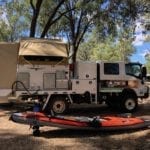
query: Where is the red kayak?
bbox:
[10,112,149,136]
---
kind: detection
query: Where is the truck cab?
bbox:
[97,61,148,112]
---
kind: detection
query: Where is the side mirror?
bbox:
[141,66,147,78]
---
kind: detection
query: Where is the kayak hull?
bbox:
[11,112,150,131]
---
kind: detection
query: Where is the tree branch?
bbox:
[64,1,76,42]
[30,0,35,11]
[75,10,84,44]
[41,0,65,38]
[76,20,92,50]
[49,8,75,28]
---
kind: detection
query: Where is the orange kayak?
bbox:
[11,112,149,132]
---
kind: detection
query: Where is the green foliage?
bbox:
[58,0,149,62]
[144,13,150,42]
[78,29,135,62]
[0,0,148,64]
[145,57,150,73]
[140,12,150,68]
[77,36,94,61]
[0,21,10,41]
[0,0,29,41]
[92,36,121,61]
[145,35,150,42]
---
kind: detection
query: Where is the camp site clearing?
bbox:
[0,99,149,150]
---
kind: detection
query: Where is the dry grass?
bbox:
[0,99,150,150]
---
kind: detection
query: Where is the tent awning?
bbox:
[19,38,68,57]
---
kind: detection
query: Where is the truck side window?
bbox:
[125,64,141,78]
[104,63,119,75]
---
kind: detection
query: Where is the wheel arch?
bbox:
[49,94,71,103]
[121,88,138,99]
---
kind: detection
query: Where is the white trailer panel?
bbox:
[72,79,96,94]
[75,62,97,79]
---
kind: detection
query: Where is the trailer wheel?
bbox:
[33,129,40,136]
[32,126,40,136]
[121,95,138,112]
[49,97,69,114]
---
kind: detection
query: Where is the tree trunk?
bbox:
[30,0,43,37]
[72,51,77,64]
[70,45,77,77]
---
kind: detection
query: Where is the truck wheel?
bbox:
[121,96,138,112]
[49,97,69,114]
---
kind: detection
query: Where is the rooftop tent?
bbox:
[18,38,68,65]
[0,42,19,89]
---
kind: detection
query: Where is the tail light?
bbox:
[69,64,74,71]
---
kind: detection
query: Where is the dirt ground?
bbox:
[0,99,149,150]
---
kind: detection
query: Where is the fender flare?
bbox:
[121,88,137,99]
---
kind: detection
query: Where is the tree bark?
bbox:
[70,45,77,77]
[30,0,43,37]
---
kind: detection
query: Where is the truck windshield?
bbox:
[125,63,142,79]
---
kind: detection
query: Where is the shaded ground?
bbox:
[0,99,149,150]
